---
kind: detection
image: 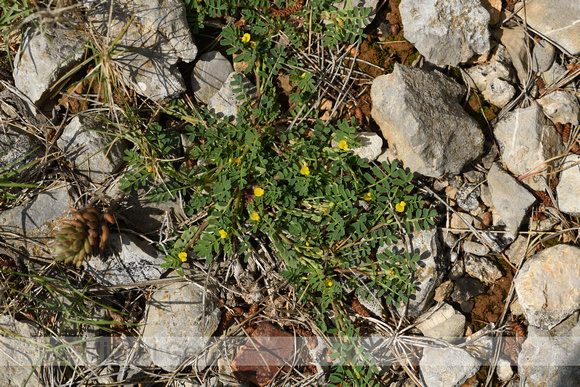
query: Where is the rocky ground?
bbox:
[0,0,579,386]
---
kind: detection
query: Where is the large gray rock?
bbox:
[465,45,516,108]
[399,0,490,66]
[57,113,126,184]
[487,163,536,237]
[84,233,166,287]
[0,315,43,387]
[371,64,484,178]
[494,103,565,191]
[84,0,197,100]
[142,281,221,372]
[379,228,447,317]
[556,154,580,216]
[537,90,580,126]
[420,347,481,387]
[13,23,85,105]
[517,0,580,55]
[518,313,580,386]
[514,244,580,330]
[191,51,234,104]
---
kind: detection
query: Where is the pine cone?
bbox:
[49,206,115,268]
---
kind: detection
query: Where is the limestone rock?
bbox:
[416,303,465,340]
[0,124,43,176]
[142,281,221,371]
[496,356,514,381]
[494,26,529,85]
[57,113,126,184]
[487,163,536,237]
[333,132,384,161]
[518,313,580,386]
[399,0,490,66]
[84,233,166,287]
[191,51,233,104]
[517,0,580,55]
[494,103,564,191]
[208,72,257,122]
[537,90,580,126]
[13,23,85,105]
[531,39,556,73]
[514,244,580,330]
[371,64,484,178]
[505,235,529,266]
[379,228,447,317]
[462,241,489,256]
[556,154,580,216]
[465,45,516,107]
[420,347,481,387]
[0,315,43,386]
[84,0,197,100]
[464,254,502,284]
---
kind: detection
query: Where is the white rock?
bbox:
[494,103,565,191]
[531,39,556,73]
[416,303,465,340]
[191,51,234,104]
[484,78,516,108]
[57,113,127,184]
[466,45,516,108]
[13,24,85,105]
[352,132,383,161]
[487,163,536,237]
[142,281,221,372]
[84,0,198,100]
[399,0,490,66]
[557,154,580,216]
[464,254,503,284]
[208,72,257,122]
[517,0,580,55]
[377,148,395,164]
[541,61,568,86]
[496,356,514,381]
[84,233,166,287]
[494,26,529,85]
[420,347,481,387]
[371,64,484,178]
[518,314,580,386]
[537,90,580,126]
[514,244,580,330]
[379,228,447,317]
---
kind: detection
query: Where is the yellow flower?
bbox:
[300,165,310,175]
[338,140,348,150]
[363,192,372,201]
[395,201,406,212]
[228,158,233,164]
[250,212,260,221]
[241,33,251,43]
[218,229,228,239]
[254,187,264,197]
[178,252,187,262]
[147,167,153,173]
[300,72,306,78]
[324,279,333,287]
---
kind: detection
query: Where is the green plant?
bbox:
[117,1,437,385]
[0,149,43,202]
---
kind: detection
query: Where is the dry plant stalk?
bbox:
[49,206,114,267]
